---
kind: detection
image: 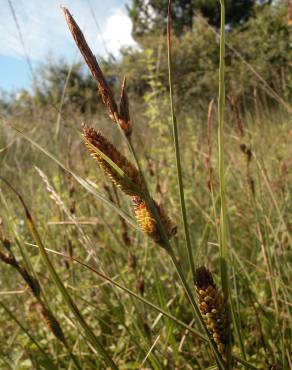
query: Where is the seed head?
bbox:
[0,251,18,268]
[119,77,132,137]
[19,268,41,299]
[61,7,119,122]
[62,6,133,137]
[195,266,229,363]
[39,304,65,344]
[132,196,177,246]
[83,125,144,196]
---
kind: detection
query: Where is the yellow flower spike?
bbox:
[195,266,229,363]
[132,196,177,246]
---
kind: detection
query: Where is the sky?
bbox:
[0,0,137,93]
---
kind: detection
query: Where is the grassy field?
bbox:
[0,4,291,370]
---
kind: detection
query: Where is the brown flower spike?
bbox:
[38,303,66,344]
[195,266,229,363]
[62,6,134,137]
[83,125,143,196]
[62,7,119,123]
[118,77,132,136]
[132,196,177,246]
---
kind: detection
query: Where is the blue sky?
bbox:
[0,0,136,93]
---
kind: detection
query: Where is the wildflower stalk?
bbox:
[167,0,196,281]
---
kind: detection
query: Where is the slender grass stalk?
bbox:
[253,153,292,247]
[167,0,196,281]
[217,2,234,367]
[55,60,76,138]
[218,2,247,363]
[218,0,228,303]
[0,178,118,370]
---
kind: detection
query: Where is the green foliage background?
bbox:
[0,1,291,369]
[2,1,290,116]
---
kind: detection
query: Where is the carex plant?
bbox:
[0,1,290,368]
[61,3,236,369]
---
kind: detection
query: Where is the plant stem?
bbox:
[218,1,234,366]
[218,0,228,300]
[167,0,196,281]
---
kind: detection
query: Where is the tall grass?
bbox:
[0,1,291,369]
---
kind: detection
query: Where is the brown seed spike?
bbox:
[0,251,18,268]
[61,6,119,123]
[195,266,229,363]
[195,266,216,290]
[39,304,65,344]
[119,77,132,137]
[83,125,144,196]
[19,268,41,299]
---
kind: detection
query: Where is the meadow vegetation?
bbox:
[0,1,291,369]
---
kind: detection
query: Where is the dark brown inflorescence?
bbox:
[83,125,144,196]
[62,7,118,123]
[118,77,132,137]
[62,7,133,137]
[132,196,177,246]
[195,266,229,363]
[38,304,66,343]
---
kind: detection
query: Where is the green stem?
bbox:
[218,0,228,300]
[63,340,83,370]
[167,0,196,281]
[218,1,235,366]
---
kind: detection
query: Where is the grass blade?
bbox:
[167,0,196,281]
[0,178,118,370]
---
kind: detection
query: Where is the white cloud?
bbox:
[102,9,137,57]
[0,0,137,62]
